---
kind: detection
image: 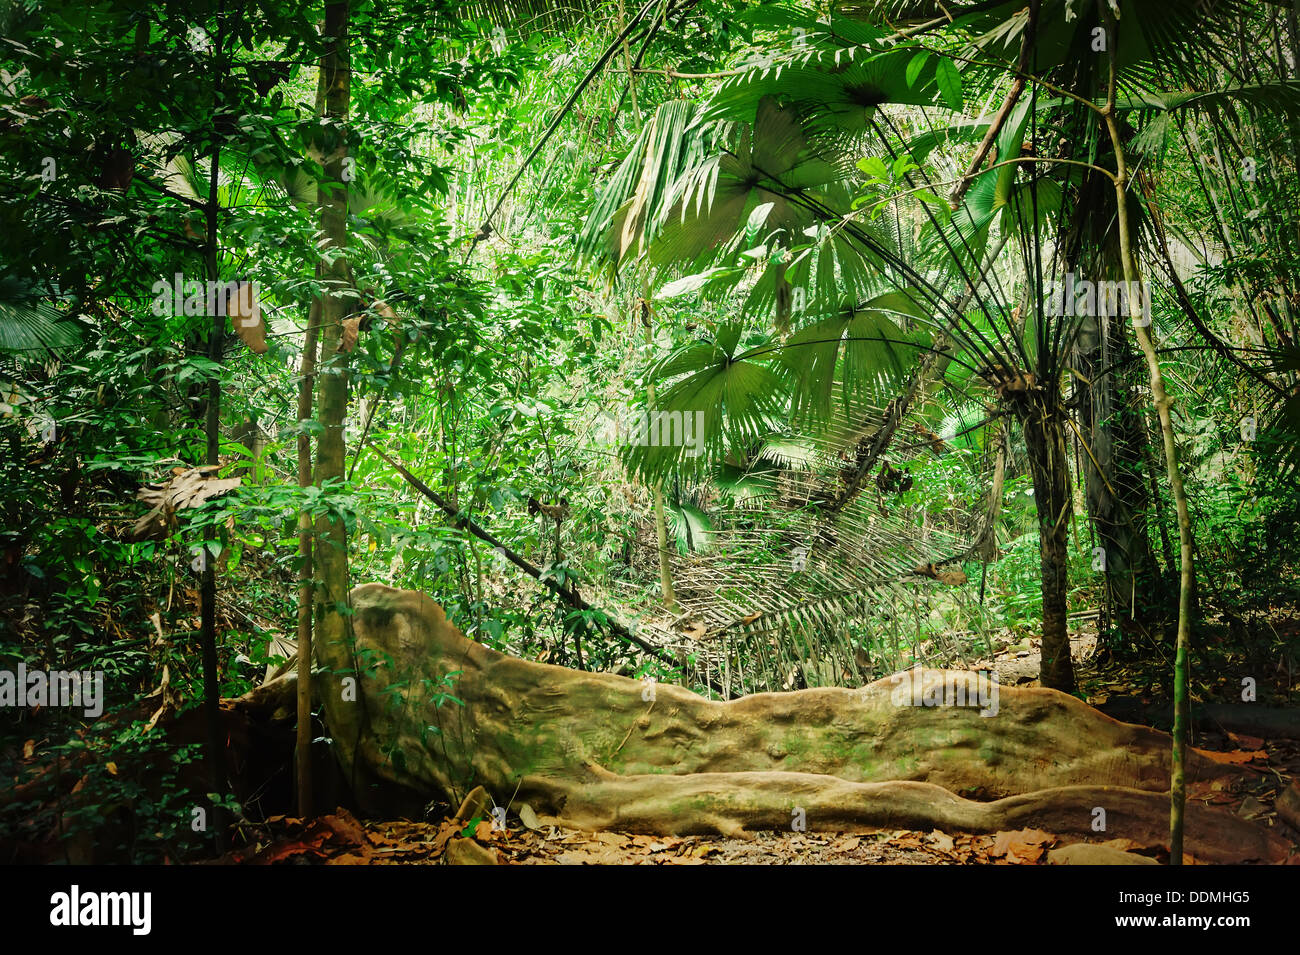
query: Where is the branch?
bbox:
[466,0,661,258]
[365,442,693,674]
[949,0,1037,207]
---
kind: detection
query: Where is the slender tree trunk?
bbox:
[295,298,320,818]
[1101,31,1197,860]
[294,48,331,822]
[651,479,676,609]
[642,298,677,610]
[199,205,227,851]
[617,0,640,125]
[1019,399,1077,693]
[198,27,229,849]
[1116,228,1195,865]
[313,0,353,783]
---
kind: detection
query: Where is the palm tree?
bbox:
[580,1,1300,702]
[578,19,1078,688]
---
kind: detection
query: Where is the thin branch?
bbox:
[365,442,713,680]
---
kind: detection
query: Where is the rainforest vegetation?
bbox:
[1,0,1299,872]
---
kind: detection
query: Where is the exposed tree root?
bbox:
[312,585,1290,863]
[516,775,1287,864]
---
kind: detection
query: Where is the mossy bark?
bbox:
[314,585,1287,863]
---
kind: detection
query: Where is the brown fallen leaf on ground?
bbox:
[426,820,458,853]
[1196,748,1268,765]
[991,828,1054,863]
[681,621,707,640]
[1226,732,1267,750]
[928,830,955,852]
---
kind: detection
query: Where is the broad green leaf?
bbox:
[935,58,963,112]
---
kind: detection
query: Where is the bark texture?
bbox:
[1019,401,1077,693]
[312,0,353,813]
[315,584,1290,863]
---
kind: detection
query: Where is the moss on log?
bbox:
[312,585,1289,863]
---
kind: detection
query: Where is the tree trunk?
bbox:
[1075,308,1162,653]
[313,0,353,797]
[641,296,677,610]
[1019,399,1077,694]
[199,58,228,849]
[295,299,320,818]
[293,43,332,822]
[1101,37,1198,862]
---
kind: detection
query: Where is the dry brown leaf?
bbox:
[992,828,1053,860]
[1196,748,1267,765]
[432,821,459,853]
[1275,781,1300,831]
[317,809,373,848]
[340,315,361,354]
[131,467,241,540]
[516,802,542,830]
[227,282,267,355]
[928,829,955,852]
[681,620,707,640]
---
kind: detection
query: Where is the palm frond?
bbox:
[0,300,84,355]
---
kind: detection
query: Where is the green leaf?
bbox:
[0,301,84,355]
[657,266,744,299]
[666,501,716,554]
[905,51,930,88]
[935,58,963,112]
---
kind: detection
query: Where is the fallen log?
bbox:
[312,584,1290,863]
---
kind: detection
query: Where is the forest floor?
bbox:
[231,809,1151,865]
[222,620,1300,865]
